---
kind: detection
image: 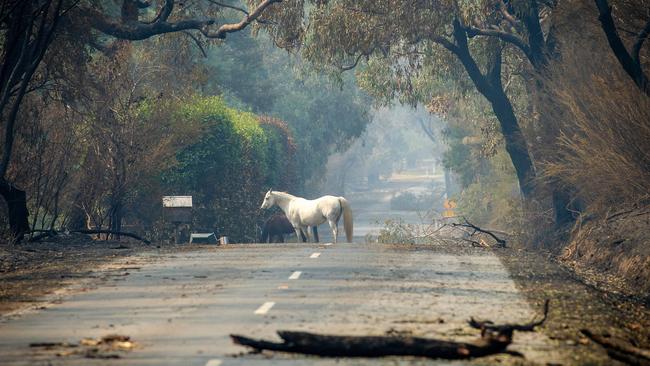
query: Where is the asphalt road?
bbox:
[0,241,568,365]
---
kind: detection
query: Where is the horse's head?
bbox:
[260,189,274,209]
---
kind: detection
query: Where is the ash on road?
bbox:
[2,241,570,365]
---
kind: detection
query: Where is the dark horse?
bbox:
[259,213,319,243]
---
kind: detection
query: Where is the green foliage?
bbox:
[455,150,521,228]
[162,96,296,242]
[207,32,371,191]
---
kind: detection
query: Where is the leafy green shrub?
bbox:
[162,96,296,242]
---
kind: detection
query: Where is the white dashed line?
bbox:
[205,359,222,366]
[310,252,321,258]
[288,271,302,280]
[324,243,333,246]
[254,301,275,315]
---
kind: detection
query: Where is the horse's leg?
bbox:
[328,219,338,244]
[313,226,319,243]
[294,227,303,243]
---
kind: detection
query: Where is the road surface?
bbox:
[0,172,575,365]
[0,240,568,365]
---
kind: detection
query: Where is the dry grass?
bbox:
[538,44,650,211]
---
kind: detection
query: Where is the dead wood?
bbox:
[70,230,151,244]
[28,230,58,242]
[452,217,507,247]
[27,229,150,244]
[231,300,549,360]
[581,329,650,366]
[469,300,549,335]
[231,331,514,359]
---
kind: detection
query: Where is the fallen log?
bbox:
[232,331,515,359]
[28,230,58,242]
[581,329,650,366]
[231,301,549,360]
[70,230,151,245]
[28,229,150,245]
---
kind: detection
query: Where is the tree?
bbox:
[0,0,64,241]
[594,0,650,96]
[0,0,293,241]
[291,0,577,224]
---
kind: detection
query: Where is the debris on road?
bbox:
[581,329,650,366]
[451,217,507,248]
[231,301,549,360]
[29,334,137,359]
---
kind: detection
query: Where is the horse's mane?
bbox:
[271,191,297,200]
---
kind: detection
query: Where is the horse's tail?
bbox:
[338,197,353,242]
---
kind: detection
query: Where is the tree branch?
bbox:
[182,30,207,57]
[339,52,366,71]
[632,19,650,66]
[498,0,522,32]
[201,0,282,39]
[521,0,547,67]
[463,26,533,62]
[88,0,282,41]
[207,0,249,15]
[594,0,649,95]
[451,217,507,247]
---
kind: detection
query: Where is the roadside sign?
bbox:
[443,199,456,218]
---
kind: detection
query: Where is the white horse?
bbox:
[260,190,353,244]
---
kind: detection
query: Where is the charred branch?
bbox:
[452,217,507,247]
[469,300,549,335]
[581,329,650,365]
[27,229,151,244]
[231,302,549,359]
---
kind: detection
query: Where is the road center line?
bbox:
[289,271,302,280]
[254,301,275,315]
[205,360,222,366]
[310,252,321,258]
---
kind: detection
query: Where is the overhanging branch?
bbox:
[88,0,282,41]
[594,0,649,95]
[632,19,650,66]
[464,26,533,62]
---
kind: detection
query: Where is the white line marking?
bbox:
[289,271,302,280]
[310,252,321,258]
[324,243,333,246]
[205,360,222,366]
[254,301,275,315]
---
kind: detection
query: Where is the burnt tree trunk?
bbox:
[0,1,62,242]
[487,89,536,198]
[109,201,123,240]
[594,0,650,96]
[443,22,536,198]
[0,180,30,242]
